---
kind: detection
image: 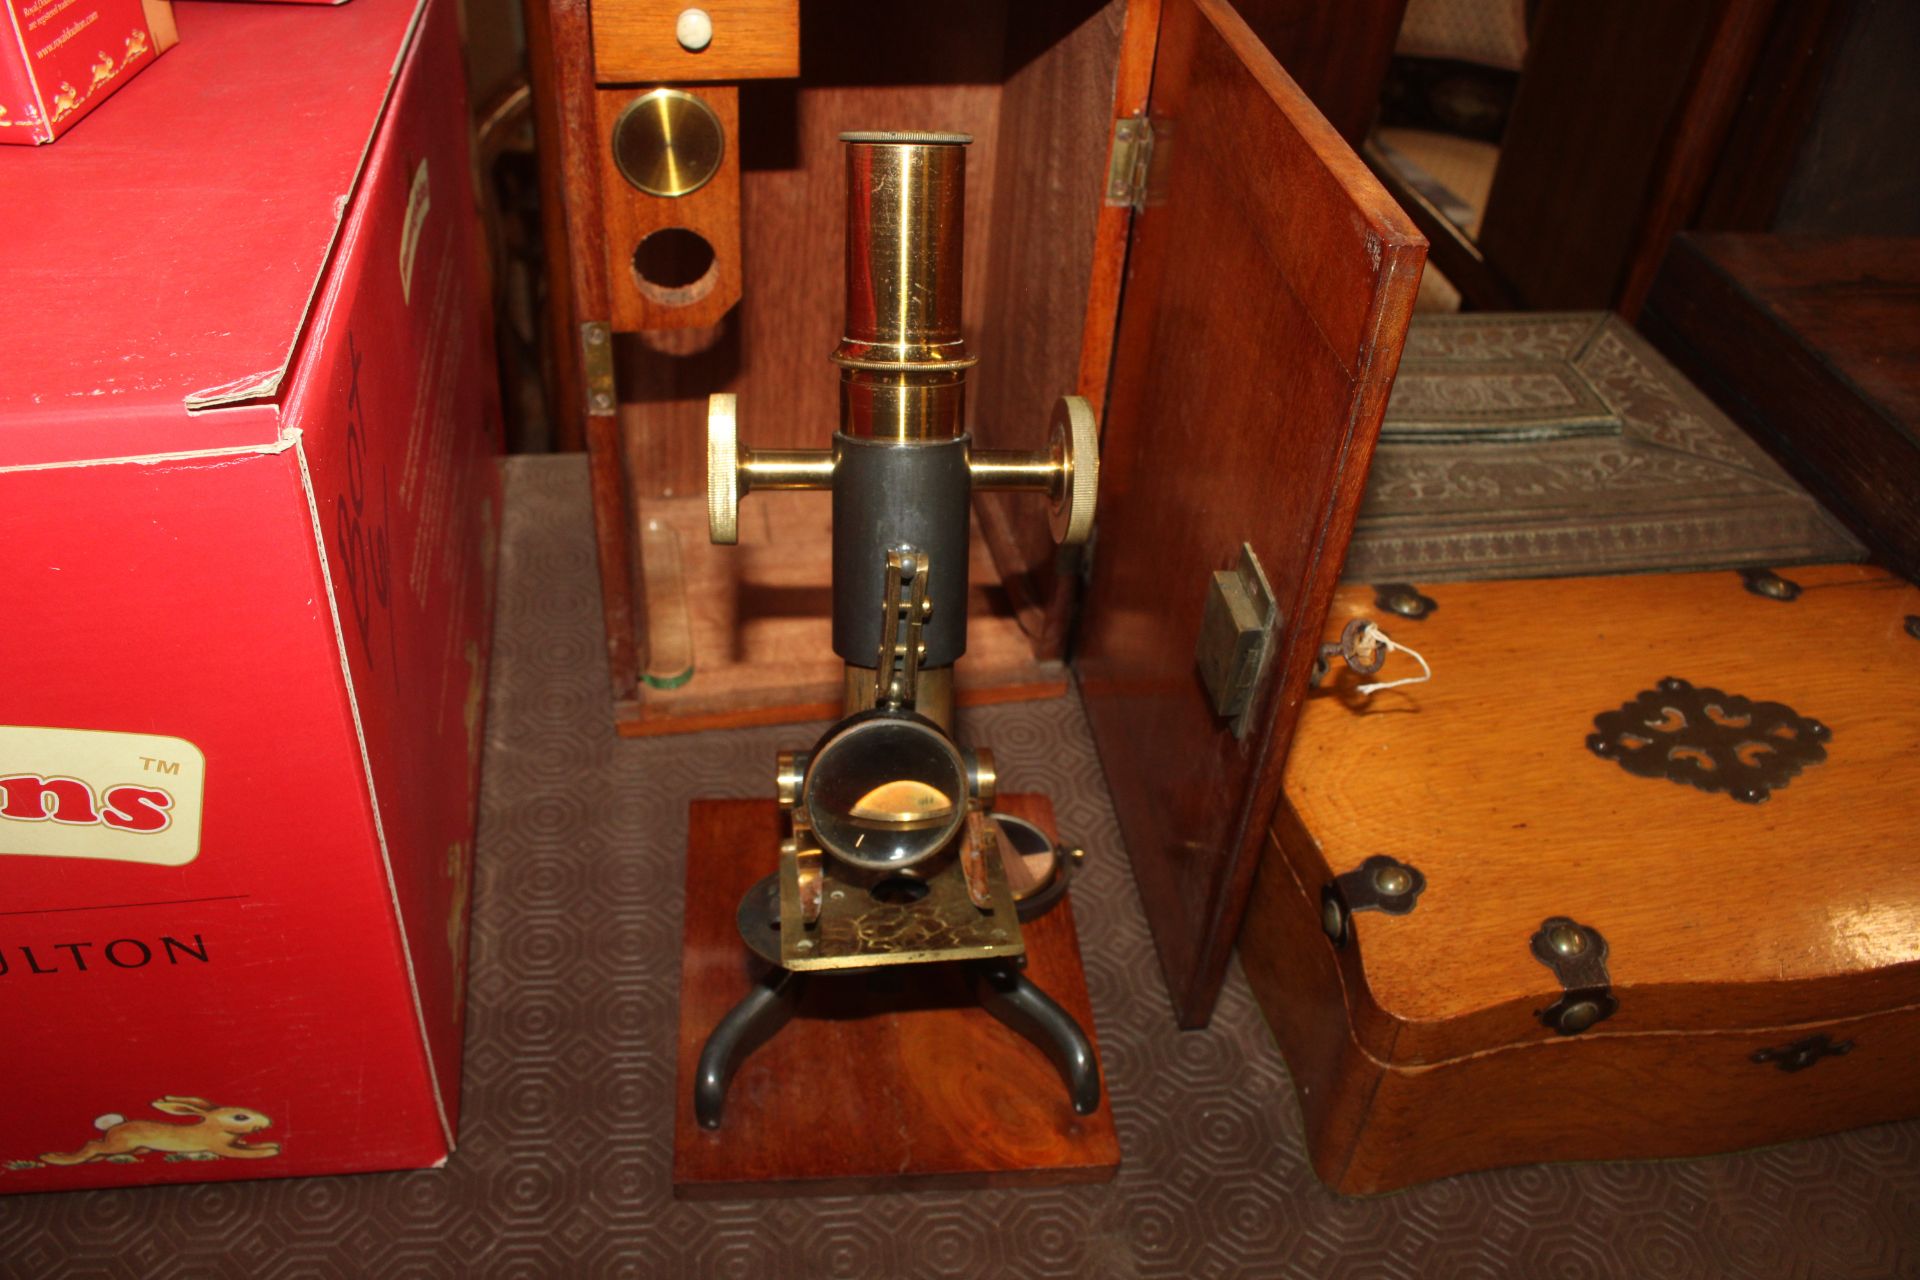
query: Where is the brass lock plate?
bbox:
[1196,543,1278,737]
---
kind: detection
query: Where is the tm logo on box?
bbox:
[0,727,205,867]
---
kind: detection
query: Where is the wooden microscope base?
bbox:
[672,795,1121,1198]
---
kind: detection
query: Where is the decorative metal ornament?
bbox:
[1587,677,1830,804]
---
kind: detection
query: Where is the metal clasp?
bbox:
[1320,855,1427,949]
[1196,544,1278,738]
[1530,916,1618,1035]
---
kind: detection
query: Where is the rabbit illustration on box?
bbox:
[41,1097,280,1164]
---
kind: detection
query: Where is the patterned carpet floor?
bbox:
[4,454,1916,1278]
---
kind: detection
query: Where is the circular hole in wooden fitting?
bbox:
[632,227,718,308]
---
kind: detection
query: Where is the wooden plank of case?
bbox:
[614,493,1067,736]
[1644,233,1920,582]
[672,794,1120,1195]
[524,0,644,702]
[1074,0,1425,1028]
[1273,564,1920,1069]
[1075,0,1160,429]
[1242,807,1920,1194]
[596,85,744,332]
[970,0,1133,658]
[1362,138,1522,313]
[592,0,798,84]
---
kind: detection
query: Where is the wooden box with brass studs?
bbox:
[524,0,1430,1028]
[1237,313,1920,1193]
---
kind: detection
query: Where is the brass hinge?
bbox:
[581,321,616,417]
[1104,114,1155,210]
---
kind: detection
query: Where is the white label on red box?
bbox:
[0,726,205,866]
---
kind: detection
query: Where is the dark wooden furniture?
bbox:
[523,0,1426,1025]
[1233,0,1409,146]
[1643,233,1920,581]
[1366,0,1859,318]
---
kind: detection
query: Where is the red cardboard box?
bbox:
[1,0,177,144]
[0,0,499,1190]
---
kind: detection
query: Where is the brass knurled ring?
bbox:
[1050,395,1099,547]
[707,393,740,545]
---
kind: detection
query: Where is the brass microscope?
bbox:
[693,132,1101,1128]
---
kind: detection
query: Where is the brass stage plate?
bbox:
[779,842,1024,970]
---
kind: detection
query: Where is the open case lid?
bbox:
[1070,0,1425,1026]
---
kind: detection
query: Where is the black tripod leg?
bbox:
[694,966,805,1130]
[972,960,1102,1116]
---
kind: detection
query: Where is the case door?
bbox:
[1076,0,1425,1026]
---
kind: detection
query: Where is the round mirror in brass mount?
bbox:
[692,133,1104,1131]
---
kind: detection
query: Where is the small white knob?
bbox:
[676,8,713,52]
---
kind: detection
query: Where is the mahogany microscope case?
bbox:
[531,0,1429,1027]
[1238,312,1920,1194]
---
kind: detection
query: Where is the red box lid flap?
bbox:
[0,0,426,468]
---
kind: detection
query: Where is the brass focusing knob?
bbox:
[709,390,1099,548]
[708,393,838,545]
[1048,395,1099,548]
[707,393,740,545]
[959,394,1100,546]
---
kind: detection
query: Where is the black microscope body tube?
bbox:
[831,433,972,668]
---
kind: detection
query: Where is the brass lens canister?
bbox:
[612,89,725,198]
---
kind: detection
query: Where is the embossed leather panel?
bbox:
[1345,312,1864,582]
